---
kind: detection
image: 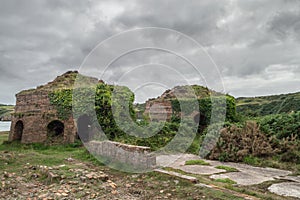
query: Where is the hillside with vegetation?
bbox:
[0,104,14,121]
[236,91,300,117]
[204,90,300,169]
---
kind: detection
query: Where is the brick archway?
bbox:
[47,120,64,138]
[13,120,24,141]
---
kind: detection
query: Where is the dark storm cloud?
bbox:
[0,0,299,104]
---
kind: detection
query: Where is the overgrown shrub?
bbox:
[258,111,300,140]
[207,121,273,162]
[171,95,237,126]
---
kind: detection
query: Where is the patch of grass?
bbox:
[186,133,201,154]
[185,159,210,166]
[214,178,237,184]
[0,131,9,143]
[243,155,260,165]
[215,165,239,172]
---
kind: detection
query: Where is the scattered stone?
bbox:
[195,183,213,188]
[111,190,118,195]
[109,182,117,189]
[68,181,79,185]
[38,193,48,199]
[61,192,68,197]
[31,173,39,178]
[47,172,59,183]
[65,157,75,162]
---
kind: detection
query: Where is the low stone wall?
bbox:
[87,140,156,170]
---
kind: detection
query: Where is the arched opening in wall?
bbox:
[47,120,64,143]
[194,113,206,125]
[194,112,207,133]
[13,120,24,141]
[77,115,92,142]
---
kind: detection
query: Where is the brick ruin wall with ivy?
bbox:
[9,90,77,143]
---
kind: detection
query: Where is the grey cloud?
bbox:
[267,10,300,41]
[0,0,300,104]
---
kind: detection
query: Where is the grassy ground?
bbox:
[1,131,298,199]
[0,131,248,200]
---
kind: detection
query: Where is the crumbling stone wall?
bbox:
[143,100,173,121]
[9,90,77,143]
[8,71,81,144]
[87,140,156,170]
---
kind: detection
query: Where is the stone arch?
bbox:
[13,120,24,141]
[47,120,64,139]
[77,114,92,142]
[193,112,206,125]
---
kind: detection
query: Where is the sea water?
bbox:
[0,121,11,132]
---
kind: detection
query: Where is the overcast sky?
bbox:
[1,0,300,104]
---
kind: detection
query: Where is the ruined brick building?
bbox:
[143,85,219,122]
[9,71,96,144]
[9,71,229,144]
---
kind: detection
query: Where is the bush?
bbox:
[280,150,300,164]
[206,121,273,162]
[258,111,300,140]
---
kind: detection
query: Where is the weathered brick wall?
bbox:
[87,140,156,170]
[143,100,173,122]
[9,90,76,143]
[14,91,54,113]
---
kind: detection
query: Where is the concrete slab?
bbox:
[156,153,199,167]
[157,154,292,185]
[207,160,292,185]
[156,154,226,175]
[156,153,298,198]
[206,159,292,179]
[174,165,226,175]
[210,172,275,185]
[268,182,300,198]
[280,176,300,183]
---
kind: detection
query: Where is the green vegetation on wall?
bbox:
[49,83,136,140]
[171,95,237,125]
[49,89,73,120]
